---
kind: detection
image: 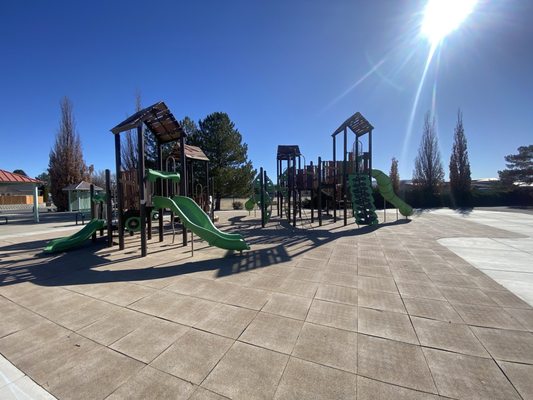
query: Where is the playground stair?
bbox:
[348,173,378,226]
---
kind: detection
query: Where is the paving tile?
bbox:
[438,286,498,306]
[484,289,532,309]
[195,303,256,339]
[111,318,189,363]
[189,387,229,400]
[151,328,232,384]
[77,308,147,345]
[396,281,446,301]
[357,375,440,400]
[292,322,357,373]
[286,268,323,282]
[498,361,533,400]
[358,334,436,393]
[276,278,318,298]
[411,316,489,357]
[428,273,480,288]
[261,293,312,320]
[423,347,521,400]
[391,271,432,284]
[453,303,526,330]
[128,290,189,319]
[223,286,271,310]
[161,295,218,326]
[0,303,45,338]
[0,354,24,388]
[0,320,70,361]
[202,341,288,400]
[471,326,533,364]
[315,284,358,305]
[403,298,463,323]
[358,289,406,314]
[321,271,358,288]
[106,366,195,400]
[306,299,358,331]
[358,307,418,344]
[358,265,392,278]
[165,276,213,295]
[99,282,157,306]
[47,347,144,400]
[274,357,356,399]
[504,307,533,331]
[239,312,302,354]
[358,275,398,293]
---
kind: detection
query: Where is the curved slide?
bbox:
[152,195,250,251]
[371,169,413,217]
[44,219,106,253]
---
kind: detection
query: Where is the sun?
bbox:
[421,0,478,45]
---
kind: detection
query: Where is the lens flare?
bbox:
[421,0,477,45]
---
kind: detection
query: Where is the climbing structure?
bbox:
[348,173,378,225]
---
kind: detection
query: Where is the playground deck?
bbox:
[1,209,532,399]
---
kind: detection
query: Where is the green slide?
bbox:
[371,169,413,217]
[152,195,250,251]
[44,219,106,253]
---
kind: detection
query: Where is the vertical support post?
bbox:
[33,185,39,223]
[114,134,124,250]
[105,169,113,247]
[333,135,337,223]
[137,124,147,257]
[90,184,96,242]
[205,161,209,213]
[310,161,314,224]
[276,158,280,217]
[180,135,188,246]
[318,157,322,226]
[292,155,297,227]
[343,127,348,226]
[355,138,359,174]
[158,141,164,242]
[260,167,265,228]
[369,129,373,180]
[287,159,291,221]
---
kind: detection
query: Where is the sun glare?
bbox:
[421,0,477,45]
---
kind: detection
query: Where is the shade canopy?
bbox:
[172,144,210,162]
[110,101,185,143]
[332,112,373,137]
[277,145,301,160]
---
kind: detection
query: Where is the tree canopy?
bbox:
[389,157,400,194]
[48,97,88,211]
[12,169,27,176]
[186,112,255,208]
[449,110,472,205]
[498,145,533,186]
[413,112,444,201]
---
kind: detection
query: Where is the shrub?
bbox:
[232,201,243,210]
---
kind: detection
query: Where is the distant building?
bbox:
[62,181,103,211]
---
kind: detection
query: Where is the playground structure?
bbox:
[245,168,275,227]
[44,101,248,256]
[273,112,412,228]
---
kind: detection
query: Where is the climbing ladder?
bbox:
[348,173,378,225]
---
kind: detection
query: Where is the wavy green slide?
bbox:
[371,169,413,216]
[152,195,250,251]
[44,219,106,253]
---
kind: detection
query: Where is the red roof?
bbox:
[0,169,41,184]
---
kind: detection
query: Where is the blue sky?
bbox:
[1,0,532,180]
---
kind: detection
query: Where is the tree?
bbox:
[36,172,51,203]
[498,145,533,186]
[90,169,117,192]
[449,110,472,206]
[12,169,27,176]
[186,112,255,209]
[48,97,88,211]
[389,157,400,194]
[413,112,444,203]
[121,93,142,171]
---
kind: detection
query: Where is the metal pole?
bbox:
[137,124,147,257]
[158,141,164,242]
[180,135,188,246]
[114,134,124,250]
[276,158,280,217]
[105,169,113,247]
[260,167,265,228]
[90,184,96,242]
[318,157,322,226]
[343,127,348,226]
[369,129,373,180]
[333,135,337,223]
[292,156,297,227]
[33,185,39,223]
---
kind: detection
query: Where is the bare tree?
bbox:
[121,92,142,171]
[413,112,444,202]
[389,157,400,194]
[449,109,471,205]
[48,97,88,211]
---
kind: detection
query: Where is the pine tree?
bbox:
[186,112,255,209]
[389,157,400,194]
[498,145,533,186]
[449,110,472,206]
[48,97,88,211]
[413,112,444,205]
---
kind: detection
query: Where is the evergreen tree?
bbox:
[449,110,472,206]
[413,112,444,204]
[389,157,400,194]
[48,97,88,211]
[498,145,533,186]
[186,112,255,209]
[12,169,28,176]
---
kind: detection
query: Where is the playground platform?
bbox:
[1,208,532,399]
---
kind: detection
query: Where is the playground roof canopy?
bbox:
[172,144,210,162]
[277,145,301,160]
[110,101,185,143]
[332,112,373,137]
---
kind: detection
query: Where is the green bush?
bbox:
[232,201,243,210]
